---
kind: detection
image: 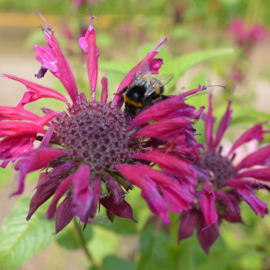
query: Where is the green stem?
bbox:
[73,219,103,269]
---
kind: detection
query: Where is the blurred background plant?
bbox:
[0,0,270,269]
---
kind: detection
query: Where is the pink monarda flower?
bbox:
[178,92,270,253]
[228,18,268,52]
[0,11,201,233]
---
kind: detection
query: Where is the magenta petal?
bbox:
[1,74,67,106]
[235,145,270,171]
[178,210,199,241]
[202,92,215,151]
[236,167,270,181]
[197,214,220,254]
[131,96,194,127]
[229,123,268,155]
[135,118,194,139]
[0,135,35,168]
[55,196,74,234]
[0,122,45,137]
[12,148,66,196]
[89,179,101,218]
[215,191,242,223]
[237,185,268,217]
[111,36,168,108]
[34,28,78,103]
[100,196,137,222]
[199,182,218,228]
[0,106,39,121]
[72,165,93,222]
[27,172,61,220]
[80,13,99,100]
[47,174,73,219]
[39,125,55,148]
[100,77,108,104]
[213,99,232,150]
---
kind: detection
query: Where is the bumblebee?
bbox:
[118,60,174,115]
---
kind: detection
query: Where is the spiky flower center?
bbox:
[54,101,137,174]
[198,151,235,186]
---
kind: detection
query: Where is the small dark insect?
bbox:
[118,60,174,115]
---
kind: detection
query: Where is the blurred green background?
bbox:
[0,0,270,269]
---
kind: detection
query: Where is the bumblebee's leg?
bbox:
[115,86,128,95]
[160,95,170,100]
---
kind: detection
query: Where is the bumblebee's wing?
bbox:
[150,73,175,86]
[131,59,151,86]
[144,73,175,97]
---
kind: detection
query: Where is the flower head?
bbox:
[228,18,268,53]
[178,92,270,253]
[0,11,202,233]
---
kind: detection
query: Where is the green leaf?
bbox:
[166,48,234,93]
[137,225,177,270]
[0,197,54,270]
[103,255,136,270]
[174,48,234,78]
[99,61,134,74]
[100,216,138,235]
[56,223,93,250]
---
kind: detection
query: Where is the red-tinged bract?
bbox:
[178,92,270,253]
[0,11,202,233]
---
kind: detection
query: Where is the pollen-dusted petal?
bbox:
[235,145,270,171]
[196,214,219,254]
[47,174,73,219]
[236,167,270,181]
[199,182,218,228]
[1,74,67,107]
[215,191,242,223]
[135,118,194,139]
[100,77,108,104]
[228,122,268,155]
[0,122,45,138]
[213,100,232,150]
[55,196,74,234]
[178,210,199,241]
[236,185,269,217]
[111,36,169,108]
[0,106,39,121]
[72,165,93,222]
[202,92,215,151]
[12,148,66,196]
[27,172,61,220]
[100,195,137,222]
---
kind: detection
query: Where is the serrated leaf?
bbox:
[99,61,134,74]
[0,197,54,270]
[174,48,234,78]
[166,48,234,93]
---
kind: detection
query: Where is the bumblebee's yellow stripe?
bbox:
[124,96,143,107]
[155,88,161,95]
